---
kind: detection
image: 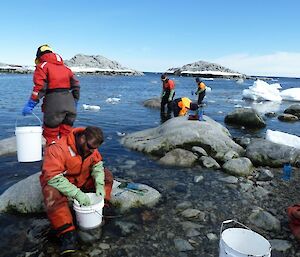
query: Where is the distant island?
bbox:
[1,56,257,79]
[165,60,246,79]
[0,54,143,76]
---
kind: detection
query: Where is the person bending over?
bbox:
[40,126,113,255]
[172,97,198,117]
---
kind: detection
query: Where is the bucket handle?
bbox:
[220,219,252,238]
[15,112,42,128]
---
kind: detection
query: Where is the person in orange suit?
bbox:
[40,126,113,255]
[22,44,80,145]
[287,204,300,242]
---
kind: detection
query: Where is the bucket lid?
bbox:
[15,126,42,133]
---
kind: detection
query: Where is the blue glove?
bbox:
[22,99,38,116]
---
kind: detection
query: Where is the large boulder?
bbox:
[143,97,161,109]
[222,157,254,177]
[0,136,16,156]
[121,116,244,162]
[225,108,266,128]
[246,139,300,167]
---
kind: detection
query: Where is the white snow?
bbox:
[242,79,282,102]
[280,88,300,101]
[69,66,134,73]
[181,70,241,76]
[82,104,100,111]
[266,129,300,149]
[106,97,121,104]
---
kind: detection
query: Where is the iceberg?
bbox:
[82,104,100,111]
[266,129,300,149]
[280,88,300,102]
[242,79,282,102]
[106,97,121,104]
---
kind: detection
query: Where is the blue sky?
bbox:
[1,0,300,77]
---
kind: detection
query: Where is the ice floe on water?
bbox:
[82,104,100,111]
[242,79,300,102]
[266,129,300,149]
[251,101,281,114]
[242,79,282,102]
[106,97,121,104]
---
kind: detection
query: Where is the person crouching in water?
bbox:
[40,126,113,255]
[195,77,206,105]
[172,97,199,117]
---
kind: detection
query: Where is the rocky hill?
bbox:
[64,54,143,76]
[166,60,246,79]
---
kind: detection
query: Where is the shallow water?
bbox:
[0,73,299,256]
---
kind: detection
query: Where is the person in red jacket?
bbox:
[22,44,80,145]
[40,126,113,255]
[161,74,175,115]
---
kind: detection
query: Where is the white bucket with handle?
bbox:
[219,219,271,257]
[73,193,104,230]
[15,113,43,162]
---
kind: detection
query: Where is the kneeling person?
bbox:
[173,97,198,117]
[40,126,113,255]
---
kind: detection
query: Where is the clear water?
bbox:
[0,73,299,255]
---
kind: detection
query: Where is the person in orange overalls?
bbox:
[161,74,175,115]
[22,44,80,145]
[40,126,113,255]
[172,97,199,117]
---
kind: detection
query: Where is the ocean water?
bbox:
[0,73,299,256]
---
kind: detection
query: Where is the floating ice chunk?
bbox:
[242,79,282,102]
[251,101,280,114]
[236,78,244,84]
[82,104,100,111]
[116,131,126,137]
[206,86,212,92]
[280,88,300,101]
[266,129,300,149]
[106,97,121,104]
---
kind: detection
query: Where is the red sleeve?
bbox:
[91,150,102,166]
[31,64,47,100]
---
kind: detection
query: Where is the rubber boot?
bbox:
[43,126,60,145]
[60,230,77,256]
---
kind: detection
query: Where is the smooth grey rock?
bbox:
[284,104,300,118]
[269,239,292,252]
[278,114,299,122]
[191,146,208,157]
[218,176,239,184]
[159,148,198,167]
[121,116,244,162]
[200,156,221,169]
[222,157,254,177]
[143,97,161,109]
[248,208,281,232]
[0,136,16,156]
[225,108,266,128]
[173,238,194,251]
[246,139,300,167]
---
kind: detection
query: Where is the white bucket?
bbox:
[73,193,104,230]
[219,220,271,257]
[15,125,43,162]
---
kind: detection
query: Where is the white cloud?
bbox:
[213,52,300,78]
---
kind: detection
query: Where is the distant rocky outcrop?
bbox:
[0,63,34,74]
[64,54,143,76]
[166,60,245,79]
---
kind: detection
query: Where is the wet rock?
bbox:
[248,208,281,232]
[78,225,103,244]
[173,238,194,251]
[284,104,300,118]
[222,157,254,177]
[278,114,299,122]
[225,108,266,128]
[223,150,239,161]
[206,233,218,241]
[143,97,161,109]
[114,221,140,236]
[218,176,239,184]
[194,175,204,183]
[200,156,221,169]
[269,239,292,252]
[246,139,300,167]
[256,168,274,181]
[191,146,208,157]
[159,149,198,167]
